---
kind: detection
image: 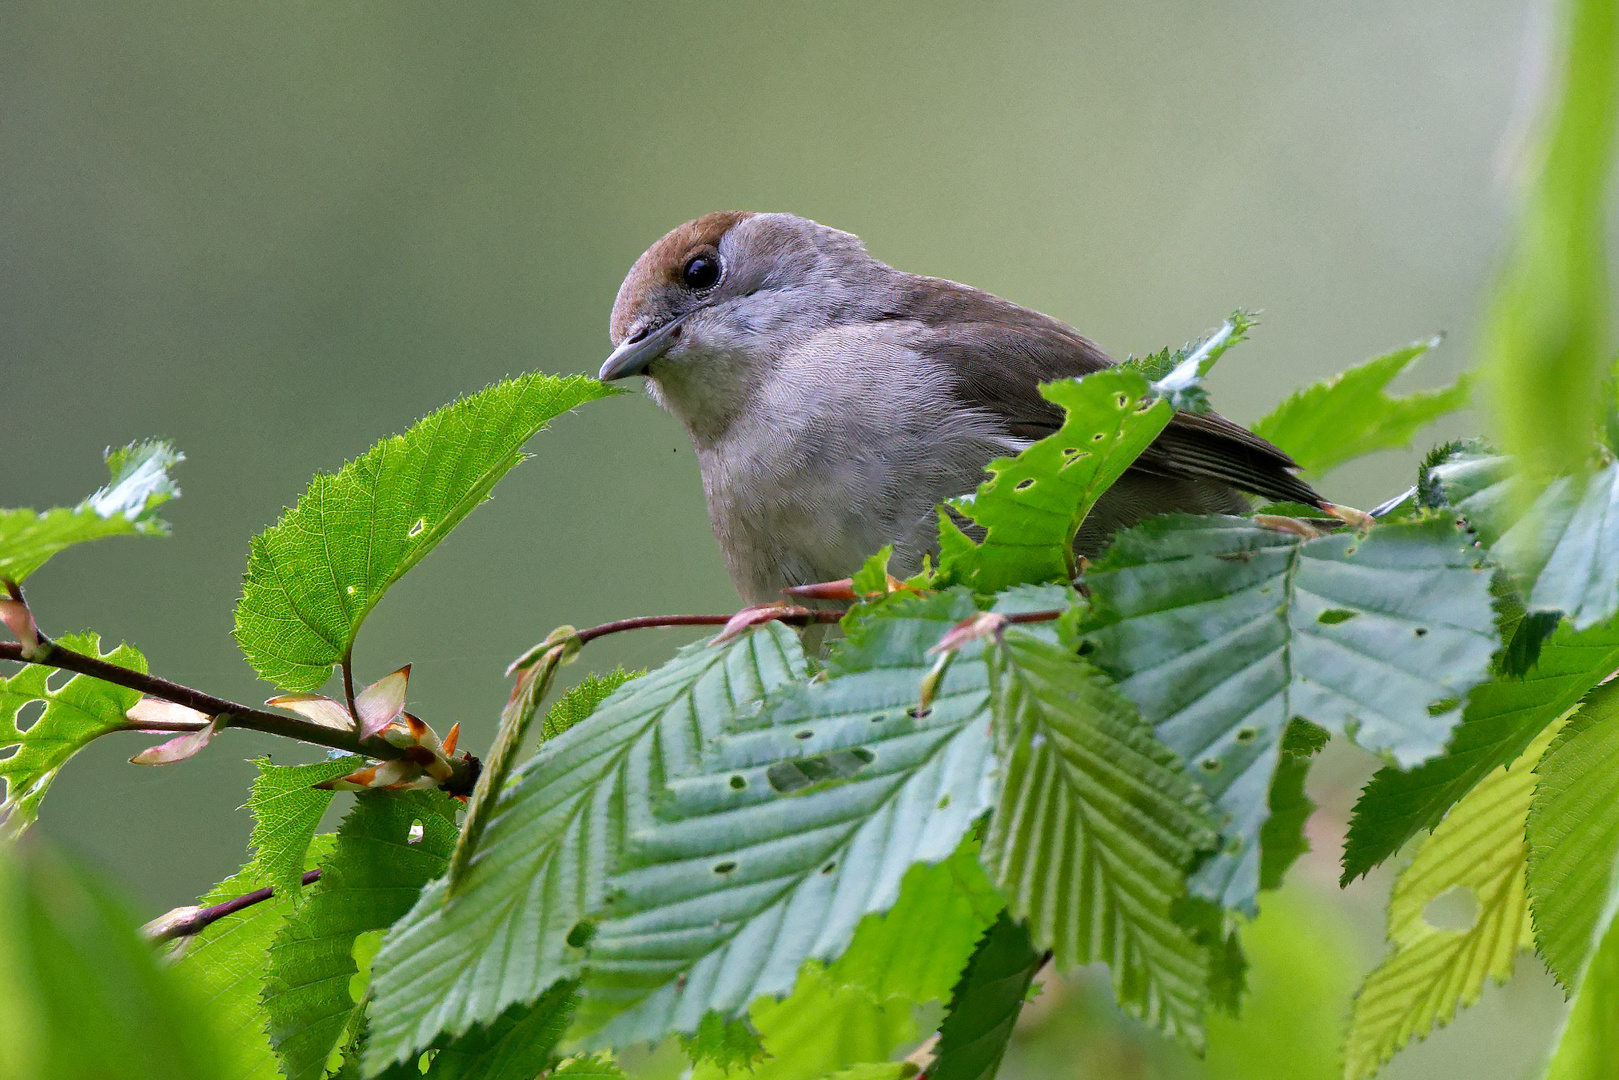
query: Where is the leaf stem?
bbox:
[144,869,322,941]
[0,638,479,794]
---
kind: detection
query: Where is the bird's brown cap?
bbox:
[610,211,754,344]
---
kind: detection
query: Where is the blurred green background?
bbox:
[0,1,1576,1076]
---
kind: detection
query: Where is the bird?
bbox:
[599,211,1323,605]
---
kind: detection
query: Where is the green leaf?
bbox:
[0,440,182,584]
[825,834,1004,1006]
[679,1012,767,1073]
[552,1054,629,1078]
[419,982,578,1080]
[1257,721,1325,892]
[1342,720,1556,1080]
[543,668,639,742]
[927,913,1044,1080]
[0,631,145,838]
[264,791,460,1080]
[1543,915,1619,1080]
[1120,311,1255,414]
[0,841,228,1080]
[1525,682,1619,988]
[1343,617,1619,882]
[1081,515,1499,912]
[175,837,334,1080]
[692,964,917,1080]
[363,625,806,1073]
[244,756,364,902]
[982,629,1219,1044]
[574,592,999,1047]
[1252,338,1468,477]
[1431,455,1619,630]
[1481,0,1618,481]
[233,373,617,693]
[937,367,1176,592]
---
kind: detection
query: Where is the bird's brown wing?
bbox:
[888,275,1323,507]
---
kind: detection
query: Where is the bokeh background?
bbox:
[0,2,1577,1076]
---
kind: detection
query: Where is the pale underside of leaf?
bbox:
[1342,721,1559,1080]
[1082,515,1498,912]
[362,625,806,1073]
[577,592,999,1047]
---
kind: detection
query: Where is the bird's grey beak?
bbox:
[598,312,692,381]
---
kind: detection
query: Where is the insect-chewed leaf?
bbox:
[574,592,999,1047]
[1252,338,1467,477]
[263,791,460,1080]
[244,756,364,902]
[983,630,1219,1044]
[1430,453,1619,630]
[937,367,1174,592]
[0,440,182,584]
[1081,515,1498,913]
[1526,682,1619,989]
[362,625,806,1074]
[233,374,617,693]
[1343,617,1619,883]
[1342,721,1556,1080]
[0,632,146,838]
[927,913,1044,1080]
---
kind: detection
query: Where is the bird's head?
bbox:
[600,212,891,436]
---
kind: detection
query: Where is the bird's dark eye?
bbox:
[682,254,720,290]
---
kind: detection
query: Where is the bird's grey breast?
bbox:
[696,320,1016,602]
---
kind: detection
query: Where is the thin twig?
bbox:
[145,869,322,941]
[573,610,842,645]
[0,639,479,794]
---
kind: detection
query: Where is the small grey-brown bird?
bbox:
[600,212,1322,604]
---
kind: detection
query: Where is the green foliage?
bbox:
[0,440,181,584]
[1252,338,1468,477]
[0,632,146,838]
[233,373,617,693]
[1481,0,1618,482]
[0,841,229,1080]
[692,965,917,1080]
[929,914,1044,1080]
[826,835,1004,1005]
[1119,311,1254,413]
[936,367,1175,592]
[1342,617,1619,882]
[552,1054,630,1078]
[679,1013,766,1074]
[1544,917,1619,1080]
[415,985,579,1080]
[1342,721,1556,1080]
[543,668,639,742]
[1257,721,1326,892]
[1526,682,1619,988]
[364,625,807,1073]
[176,836,335,1080]
[263,791,460,1080]
[982,630,1219,1043]
[1081,515,1499,911]
[244,756,364,901]
[576,592,1000,1046]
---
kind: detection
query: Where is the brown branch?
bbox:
[0,639,479,795]
[569,605,1059,646]
[144,869,322,941]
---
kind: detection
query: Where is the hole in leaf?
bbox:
[14,699,45,733]
[907,707,931,719]
[795,730,814,740]
[1092,432,1106,441]
[1014,478,1035,492]
[407,819,424,845]
[1414,627,1429,637]
[821,861,837,875]
[938,793,952,810]
[1343,546,1357,557]
[1061,447,1082,460]
[767,748,877,794]
[1428,697,1461,716]
[1235,727,1258,744]
[1423,886,1478,931]
[1317,609,1359,625]
[870,714,886,724]
[1074,640,1095,656]
[344,585,357,596]
[713,861,737,875]
[408,517,427,538]
[566,921,596,949]
[729,774,747,790]
[1199,757,1222,773]
[1115,393,1129,408]
[850,747,875,764]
